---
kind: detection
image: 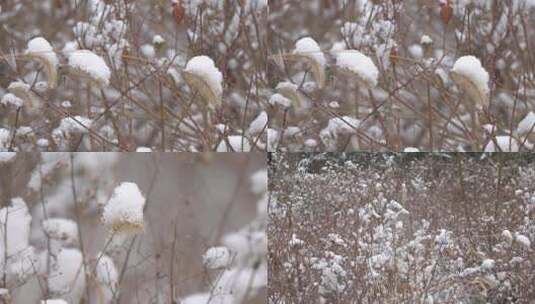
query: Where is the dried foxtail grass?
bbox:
[25,37,59,88]
[276,81,304,109]
[450,71,489,111]
[282,53,326,88]
[108,220,144,235]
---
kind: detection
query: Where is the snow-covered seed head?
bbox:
[480,258,495,270]
[52,116,93,143]
[67,50,111,87]
[25,37,59,88]
[7,81,41,111]
[335,50,379,88]
[0,289,10,303]
[450,55,490,110]
[288,37,326,88]
[202,246,232,270]
[1,93,24,108]
[269,93,291,109]
[102,182,146,234]
[183,55,223,108]
[152,35,166,47]
[275,81,302,109]
[42,218,79,246]
[501,229,513,245]
[514,233,531,249]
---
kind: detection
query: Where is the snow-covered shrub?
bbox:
[269,153,535,303]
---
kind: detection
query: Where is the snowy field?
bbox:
[269,153,535,303]
[0,153,266,304]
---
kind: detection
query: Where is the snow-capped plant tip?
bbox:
[202,246,232,269]
[68,50,111,86]
[42,218,79,246]
[290,37,326,88]
[183,55,223,107]
[102,182,146,234]
[25,37,59,87]
[336,50,379,88]
[451,55,490,109]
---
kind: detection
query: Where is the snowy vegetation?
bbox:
[0,153,266,303]
[0,0,268,151]
[269,153,535,303]
[268,0,535,152]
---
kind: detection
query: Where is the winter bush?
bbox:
[269,153,535,303]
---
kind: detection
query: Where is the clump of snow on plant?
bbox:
[102,182,146,233]
[203,246,232,269]
[152,34,165,45]
[1,93,24,108]
[484,136,519,152]
[25,37,58,87]
[269,93,292,108]
[336,50,379,87]
[515,233,531,249]
[293,37,326,87]
[293,37,326,67]
[68,50,111,86]
[216,135,251,152]
[55,116,92,135]
[7,81,41,111]
[451,56,489,103]
[184,56,223,98]
[42,218,79,246]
